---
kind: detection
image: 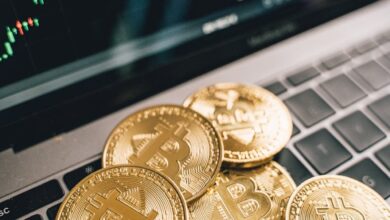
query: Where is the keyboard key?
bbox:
[376,145,390,171]
[321,74,366,108]
[295,129,351,174]
[322,52,350,69]
[287,67,320,86]
[369,95,390,129]
[64,159,101,189]
[340,159,390,199]
[274,149,312,184]
[47,204,60,220]
[355,40,377,54]
[25,215,42,220]
[375,32,390,44]
[0,180,63,220]
[384,30,390,40]
[354,61,390,90]
[292,124,300,137]
[333,111,386,152]
[265,81,287,95]
[376,37,389,45]
[378,55,390,71]
[347,48,361,58]
[285,89,335,127]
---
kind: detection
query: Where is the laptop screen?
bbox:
[1,0,295,104]
[0,0,376,151]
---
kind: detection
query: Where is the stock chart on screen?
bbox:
[0,0,293,91]
[1,0,73,87]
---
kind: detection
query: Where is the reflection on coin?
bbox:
[286,175,390,220]
[102,105,223,202]
[188,161,296,220]
[56,166,188,220]
[184,83,292,167]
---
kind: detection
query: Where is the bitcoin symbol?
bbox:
[212,90,267,147]
[316,197,365,220]
[217,178,271,219]
[130,121,190,178]
[213,90,240,110]
[85,188,158,220]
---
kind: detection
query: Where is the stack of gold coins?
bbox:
[56,83,390,220]
[183,83,295,219]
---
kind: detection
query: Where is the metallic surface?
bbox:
[184,83,292,166]
[56,166,188,220]
[286,175,390,220]
[188,161,296,220]
[102,104,223,202]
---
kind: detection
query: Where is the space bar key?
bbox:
[0,180,63,220]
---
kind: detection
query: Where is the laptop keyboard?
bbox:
[274,30,390,203]
[286,67,320,86]
[354,61,390,90]
[322,52,350,69]
[63,159,101,190]
[25,215,42,220]
[46,204,60,220]
[333,111,386,152]
[376,145,390,170]
[295,129,352,174]
[1,30,390,220]
[320,74,366,107]
[0,180,63,219]
[274,149,312,184]
[285,89,335,127]
[340,158,390,198]
[369,95,390,128]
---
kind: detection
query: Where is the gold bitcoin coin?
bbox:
[56,165,188,220]
[102,104,223,202]
[188,161,296,220]
[184,83,292,167]
[286,175,390,220]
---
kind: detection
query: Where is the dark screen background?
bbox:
[0,0,377,152]
[0,0,292,87]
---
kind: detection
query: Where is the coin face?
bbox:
[56,166,188,220]
[188,161,296,220]
[184,83,292,166]
[102,105,223,202]
[286,175,390,220]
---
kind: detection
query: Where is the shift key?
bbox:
[0,180,63,220]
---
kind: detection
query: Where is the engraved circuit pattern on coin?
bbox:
[184,83,292,167]
[56,166,188,220]
[188,161,296,220]
[286,175,390,220]
[102,105,223,202]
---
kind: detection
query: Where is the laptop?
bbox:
[1,0,390,219]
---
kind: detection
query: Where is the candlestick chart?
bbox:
[0,0,43,63]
